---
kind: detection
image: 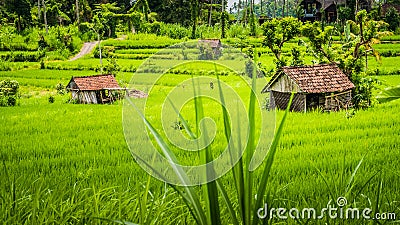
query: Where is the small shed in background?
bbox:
[66,74,125,104]
[381,3,400,15]
[262,63,355,112]
[198,39,222,59]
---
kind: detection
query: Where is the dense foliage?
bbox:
[0,79,19,106]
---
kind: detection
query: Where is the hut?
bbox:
[300,0,346,22]
[66,74,125,104]
[198,39,223,59]
[261,63,355,112]
[382,3,400,16]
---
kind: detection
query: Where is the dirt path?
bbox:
[69,41,98,61]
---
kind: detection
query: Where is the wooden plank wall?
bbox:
[324,91,352,111]
[270,91,306,112]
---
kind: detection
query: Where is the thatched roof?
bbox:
[262,63,355,94]
[67,74,122,91]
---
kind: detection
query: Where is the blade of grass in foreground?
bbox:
[245,56,258,225]
[215,67,240,225]
[192,77,221,225]
[252,92,294,225]
[125,97,207,225]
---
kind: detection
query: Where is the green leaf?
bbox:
[376,86,400,103]
[253,92,294,225]
[125,97,208,225]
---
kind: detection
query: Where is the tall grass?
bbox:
[126,51,295,225]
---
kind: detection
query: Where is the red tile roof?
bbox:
[198,39,222,48]
[68,74,121,91]
[264,63,355,93]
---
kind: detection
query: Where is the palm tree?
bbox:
[75,0,80,24]
[221,0,226,38]
[37,0,40,22]
[237,0,242,23]
[131,0,150,22]
[209,0,213,26]
[42,0,48,34]
[244,0,248,24]
[191,0,199,39]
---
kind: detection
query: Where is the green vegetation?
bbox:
[0,0,400,223]
[1,79,399,223]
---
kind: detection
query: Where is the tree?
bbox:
[94,3,120,38]
[46,0,71,26]
[191,0,199,39]
[75,0,80,24]
[244,0,248,24]
[131,0,150,22]
[209,0,213,26]
[249,0,256,36]
[221,0,226,38]
[303,10,391,108]
[6,0,31,31]
[42,0,48,33]
[384,7,400,32]
[301,22,335,62]
[350,10,390,64]
[262,17,302,63]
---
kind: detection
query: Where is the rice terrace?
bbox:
[0,0,400,224]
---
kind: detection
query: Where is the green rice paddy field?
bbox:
[0,37,400,224]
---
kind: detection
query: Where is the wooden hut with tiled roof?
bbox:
[261,63,355,112]
[198,39,222,59]
[300,0,348,22]
[66,74,125,104]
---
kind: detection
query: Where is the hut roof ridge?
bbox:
[67,74,121,91]
[263,63,355,94]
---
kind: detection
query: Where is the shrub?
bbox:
[0,51,45,62]
[159,23,191,39]
[56,83,65,95]
[48,96,55,103]
[93,46,115,58]
[0,79,19,107]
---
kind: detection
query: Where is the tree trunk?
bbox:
[209,0,213,26]
[260,0,263,15]
[42,0,48,34]
[273,0,277,18]
[75,0,80,24]
[17,15,21,32]
[282,0,285,18]
[244,0,248,24]
[221,0,225,38]
[37,0,41,22]
[287,0,289,17]
[191,0,198,39]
